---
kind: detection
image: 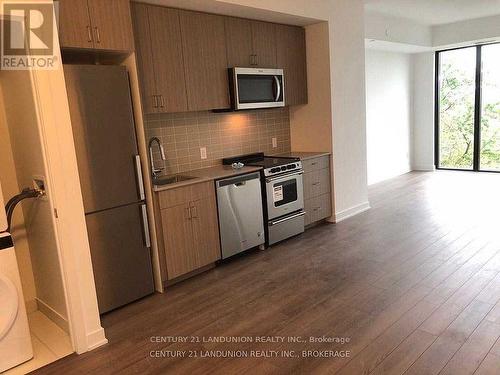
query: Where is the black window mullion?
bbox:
[473,45,482,171]
[434,51,440,169]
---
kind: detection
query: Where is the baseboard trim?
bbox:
[412,165,436,171]
[36,298,70,333]
[25,298,38,314]
[84,328,108,353]
[335,201,371,222]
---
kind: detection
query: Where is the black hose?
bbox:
[4,188,44,232]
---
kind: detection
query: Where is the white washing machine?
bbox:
[0,183,33,372]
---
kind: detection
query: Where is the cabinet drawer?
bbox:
[158,181,214,209]
[302,155,329,173]
[304,193,332,225]
[303,168,331,200]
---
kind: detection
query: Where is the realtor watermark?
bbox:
[1,1,58,70]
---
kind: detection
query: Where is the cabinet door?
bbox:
[131,3,157,114]
[179,10,230,111]
[148,6,188,113]
[190,198,221,268]
[58,0,93,49]
[225,17,253,67]
[251,21,277,68]
[276,25,307,106]
[87,0,134,52]
[161,204,196,279]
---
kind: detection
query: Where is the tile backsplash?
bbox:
[144,107,291,175]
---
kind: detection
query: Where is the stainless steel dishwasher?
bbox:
[216,172,265,259]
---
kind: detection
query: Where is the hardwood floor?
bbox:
[34,171,500,374]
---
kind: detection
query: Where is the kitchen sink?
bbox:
[153,175,196,186]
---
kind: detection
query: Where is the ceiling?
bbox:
[364,0,500,25]
[138,0,319,26]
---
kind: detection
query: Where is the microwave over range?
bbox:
[229,67,285,110]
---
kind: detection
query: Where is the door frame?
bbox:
[434,42,500,173]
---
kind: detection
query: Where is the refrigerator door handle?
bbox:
[135,155,146,201]
[141,204,151,248]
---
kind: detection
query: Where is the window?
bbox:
[435,43,500,172]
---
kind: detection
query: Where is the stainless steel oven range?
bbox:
[223,153,305,246]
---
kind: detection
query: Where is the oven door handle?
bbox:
[269,211,305,226]
[266,171,303,183]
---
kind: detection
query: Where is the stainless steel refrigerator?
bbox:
[64,64,154,314]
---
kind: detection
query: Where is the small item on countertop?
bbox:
[231,162,244,169]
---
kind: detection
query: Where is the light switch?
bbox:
[200,147,207,159]
[272,137,277,148]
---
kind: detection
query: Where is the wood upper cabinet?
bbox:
[225,17,276,68]
[276,24,307,106]
[179,10,230,111]
[58,0,93,49]
[251,21,277,68]
[158,182,221,280]
[58,0,133,52]
[86,0,134,52]
[225,17,253,67]
[132,4,188,114]
[131,3,157,114]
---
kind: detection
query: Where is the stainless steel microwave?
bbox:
[229,67,285,110]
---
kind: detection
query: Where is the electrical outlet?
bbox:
[200,147,207,160]
[272,137,277,148]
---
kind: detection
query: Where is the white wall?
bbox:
[365,49,412,184]
[411,52,435,171]
[365,10,432,48]
[433,14,500,48]
[328,0,370,220]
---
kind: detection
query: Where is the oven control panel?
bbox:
[264,161,303,177]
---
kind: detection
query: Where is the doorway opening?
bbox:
[435,43,500,172]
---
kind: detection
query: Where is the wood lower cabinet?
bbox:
[302,155,332,225]
[160,204,197,279]
[179,10,230,111]
[277,24,308,106]
[156,182,221,281]
[190,198,221,269]
[58,0,133,52]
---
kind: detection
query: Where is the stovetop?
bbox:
[223,153,302,177]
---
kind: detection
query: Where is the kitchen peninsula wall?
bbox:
[144,107,291,175]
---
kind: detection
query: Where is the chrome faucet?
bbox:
[148,137,166,178]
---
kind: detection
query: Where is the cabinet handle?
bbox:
[185,207,191,220]
[153,95,158,108]
[86,26,92,42]
[94,27,101,43]
[311,162,317,166]
[190,205,198,219]
[312,182,320,186]
[160,95,165,108]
